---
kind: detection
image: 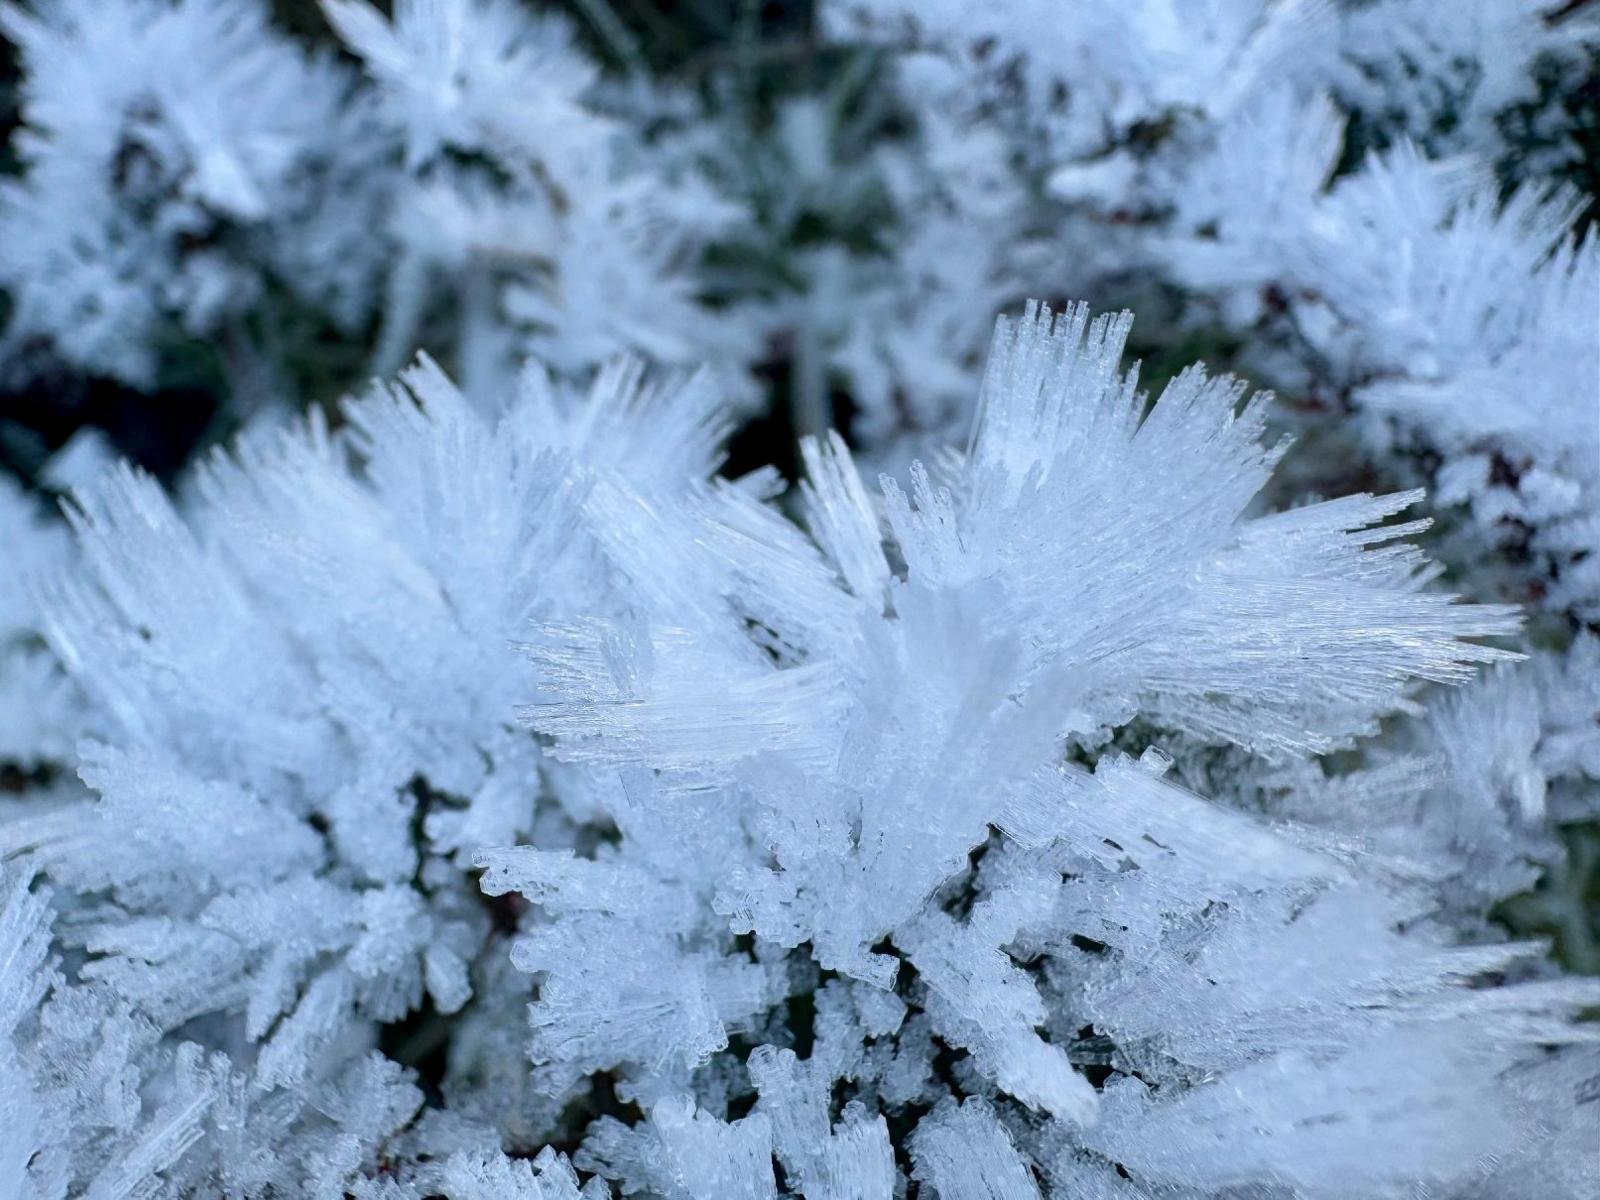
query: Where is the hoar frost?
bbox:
[1,0,1599,1195]
[2,300,1596,1197]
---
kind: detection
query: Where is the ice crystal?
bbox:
[2,0,1598,1193]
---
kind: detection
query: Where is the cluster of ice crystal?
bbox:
[0,0,387,388]
[5,0,1593,546]
[826,0,1600,616]
[2,0,1599,1194]
[0,0,751,408]
[0,299,1594,1195]
[323,0,754,400]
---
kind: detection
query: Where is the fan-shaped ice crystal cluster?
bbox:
[2,302,1597,1196]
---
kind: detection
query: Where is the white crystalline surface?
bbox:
[0,0,1597,1191]
[3,295,1595,1197]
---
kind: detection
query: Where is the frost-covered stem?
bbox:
[1502,834,1600,974]
[682,37,825,80]
[1546,0,1600,26]
[183,321,275,460]
[734,0,762,102]
[792,318,831,441]
[739,0,761,49]
[219,320,276,420]
[457,262,500,409]
[570,0,644,75]
[371,248,432,380]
